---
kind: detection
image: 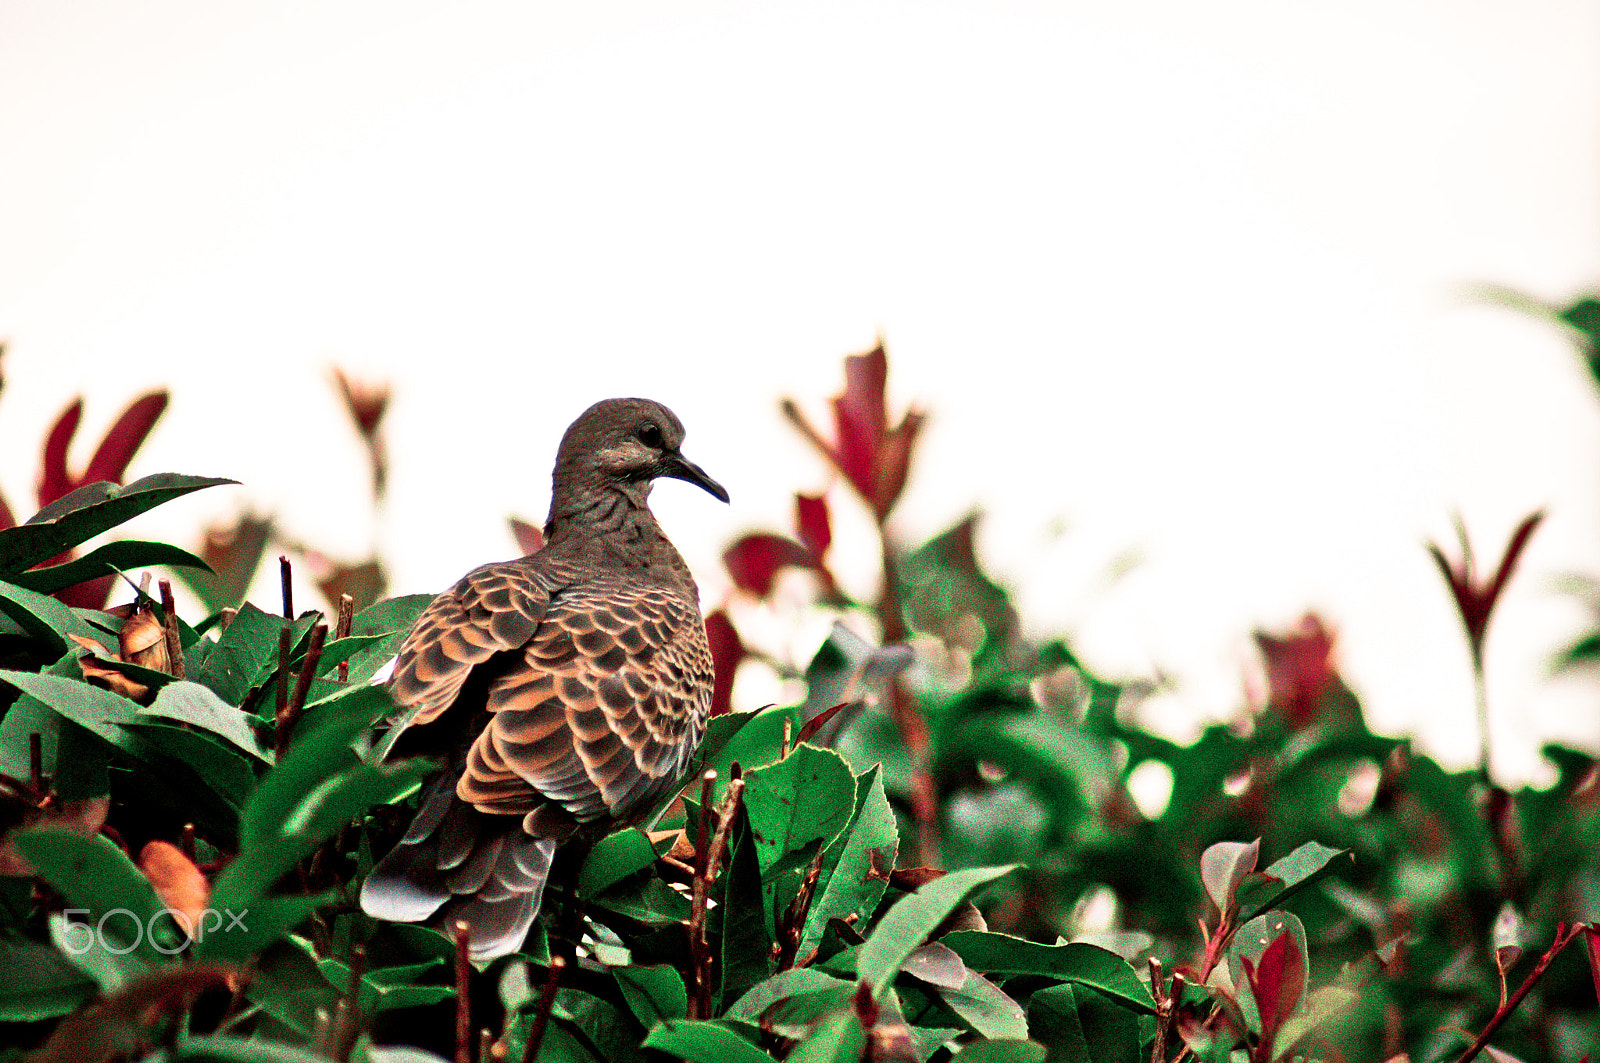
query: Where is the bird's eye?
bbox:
[638,423,663,448]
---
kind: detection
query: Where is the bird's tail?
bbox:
[361,775,556,962]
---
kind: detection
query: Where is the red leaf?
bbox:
[1428,510,1545,665]
[37,398,83,507]
[723,533,814,597]
[1584,925,1600,1009]
[1254,615,1337,728]
[831,344,889,500]
[704,609,746,718]
[795,701,849,746]
[82,391,168,486]
[794,493,832,560]
[509,517,545,556]
[872,409,925,519]
[1241,929,1304,1039]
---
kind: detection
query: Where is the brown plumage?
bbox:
[360,397,728,960]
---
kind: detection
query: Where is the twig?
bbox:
[776,844,827,971]
[336,593,355,682]
[218,607,237,633]
[279,555,294,619]
[273,626,293,759]
[1454,922,1586,1063]
[157,578,186,679]
[281,624,328,739]
[453,919,472,1063]
[688,769,717,1019]
[522,954,566,1063]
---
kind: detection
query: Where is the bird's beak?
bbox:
[664,453,730,503]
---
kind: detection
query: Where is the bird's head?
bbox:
[557,397,729,505]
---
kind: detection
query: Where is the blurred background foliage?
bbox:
[1,301,1600,1060]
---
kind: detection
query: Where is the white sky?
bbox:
[1,0,1598,782]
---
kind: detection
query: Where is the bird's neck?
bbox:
[543,482,689,575]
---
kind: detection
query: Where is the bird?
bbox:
[360,397,728,961]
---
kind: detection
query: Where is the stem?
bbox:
[453,919,472,1063]
[1473,650,1491,784]
[279,555,294,619]
[688,769,717,1020]
[1455,922,1586,1063]
[158,578,186,679]
[522,955,565,1063]
[336,593,355,683]
[276,623,327,758]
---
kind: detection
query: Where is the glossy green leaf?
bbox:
[950,1042,1048,1063]
[580,829,659,896]
[742,744,856,875]
[192,602,288,706]
[0,474,236,576]
[195,892,337,963]
[0,668,142,752]
[858,864,1016,998]
[801,765,899,957]
[642,1020,770,1063]
[140,679,271,762]
[725,967,855,1023]
[1235,841,1352,921]
[340,592,433,683]
[14,829,185,966]
[0,934,97,1021]
[938,965,1028,1039]
[614,963,688,1026]
[785,1011,865,1063]
[8,540,212,595]
[176,1033,338,1063]
[0,580,104,657]
[716,800,774,1010]
[1028,982,1142,1063]
[941,932,1156,1015]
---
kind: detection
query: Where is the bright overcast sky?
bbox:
[1,1,1598,782]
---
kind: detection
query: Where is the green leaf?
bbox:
[941,932,1156,1016]
[858,865,1016,998]
[614,963,688,1026]
[342,593,434,684]
[1028,982,1142,1063]
[1235,841,1352,921]
[13,829,185,966]
[785,1011,865,1063]
[716,801,774,1011]
[192,602,289,706]
[950,1042,1048,1063]
[938,966,1028,1040]
[0,669,142,753]
[0,580,104,657]
[725,968,855,1024]
[8,540,213,595]
[0,934,97,1021]
[239,683,397,851]
[196,892,336,963]
[140,680,272,762]
[743,745,856,876]
[580,830,659,896]
[0,474,236,576]
[175,1033,339,1063]
[801,765,899,957]
[642,1020,770,1063]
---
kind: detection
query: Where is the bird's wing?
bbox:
[386,560,552,739]
[457,575,714,828]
